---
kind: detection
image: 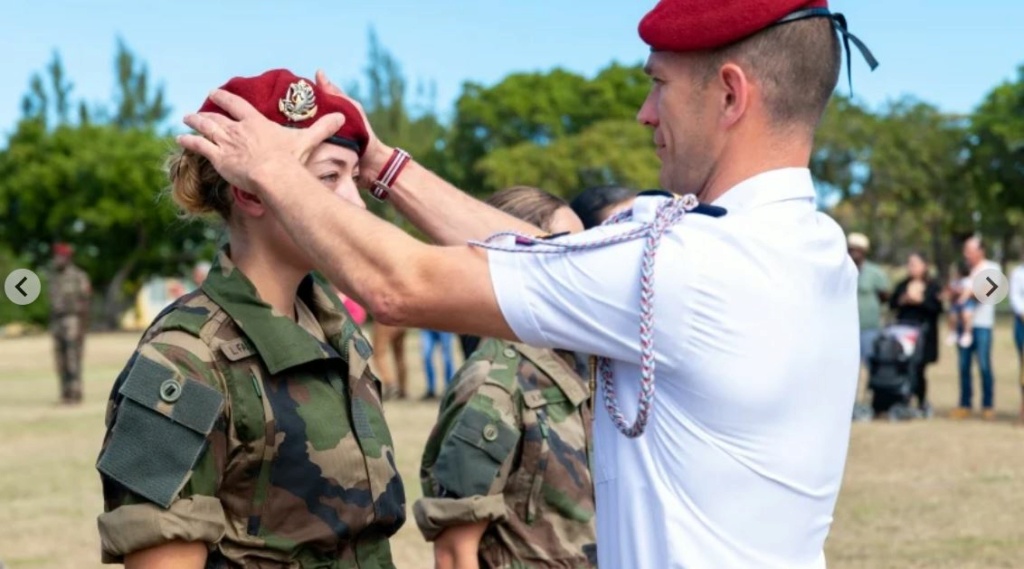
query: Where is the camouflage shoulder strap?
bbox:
[474,338,522,394]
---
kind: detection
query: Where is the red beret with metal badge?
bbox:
[198,69,369,156]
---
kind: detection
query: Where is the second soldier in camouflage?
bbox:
[415,187,597,568]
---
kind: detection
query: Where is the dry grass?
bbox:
[1,323,1023,568]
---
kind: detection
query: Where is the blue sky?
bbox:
[2,0,1022,138]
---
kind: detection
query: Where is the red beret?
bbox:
[639,0,829,52]
[53,242,73,256]
[198,69,369,156]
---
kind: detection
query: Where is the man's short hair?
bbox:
[700,17,841,130]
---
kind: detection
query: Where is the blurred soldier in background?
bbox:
[48,242,91,405]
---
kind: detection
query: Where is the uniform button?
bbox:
[160,379,183,403]
[482,424,499,441]
[503,348,517,358]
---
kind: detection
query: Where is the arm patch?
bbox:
[432,405,520,498]
[97,353,224,508]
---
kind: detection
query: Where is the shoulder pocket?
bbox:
[433,406,520,498]
[97,352,224,509]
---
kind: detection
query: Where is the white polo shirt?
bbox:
[1010,264,1024,318]
[487,168,859,569]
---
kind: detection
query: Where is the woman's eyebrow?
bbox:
[312,157,351,168]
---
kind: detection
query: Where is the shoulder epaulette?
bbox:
[473,339,522,393]
[151,300,211,338]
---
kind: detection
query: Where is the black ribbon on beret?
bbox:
[773,7,880,94]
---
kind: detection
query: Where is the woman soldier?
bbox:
[415,186,597,568]
[95,69,405,568]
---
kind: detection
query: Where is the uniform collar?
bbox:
[710,168,815,214]
[201,248,351,374]
[512,343,590,405]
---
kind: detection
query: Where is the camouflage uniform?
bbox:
[415,338,597,568]
[96,249,406,568]
[48,261,91,403]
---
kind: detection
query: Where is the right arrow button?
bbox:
[972,268,1008,305]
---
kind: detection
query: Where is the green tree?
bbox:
[345,28,447,226]
[867,99,970,272]
[812,95,878,217]
[813,96,969,270]
[447,62,651,197]
[968,64,1024,266]
[477,119,659,197]
[0,44,208,329]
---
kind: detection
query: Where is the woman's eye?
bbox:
[319,173,340,184]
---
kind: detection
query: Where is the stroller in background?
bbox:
[855,323,928,421]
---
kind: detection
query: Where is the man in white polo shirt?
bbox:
[178,1,876,566]
[952,236,1001,420]
[1010,255,1024,422]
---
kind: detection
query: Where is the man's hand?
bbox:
[177,89,344,193]
[314,70,393,186]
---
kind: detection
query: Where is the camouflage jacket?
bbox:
[415,339,596,568]
[96,250,405,568]
[48,262,91,318]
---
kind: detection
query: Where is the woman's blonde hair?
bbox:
[164,148,233,220]
[485,185,568,232]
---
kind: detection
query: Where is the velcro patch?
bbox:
[97,354,224,508]
[433,407,519,498]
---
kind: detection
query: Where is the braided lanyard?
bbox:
[470,193,700,438]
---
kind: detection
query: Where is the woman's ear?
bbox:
[231,186,266,218]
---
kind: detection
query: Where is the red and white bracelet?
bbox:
[369,148,412,201]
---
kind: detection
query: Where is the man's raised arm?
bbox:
[316,71,543,245]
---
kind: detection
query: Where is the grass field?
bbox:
[2,322,1024,569]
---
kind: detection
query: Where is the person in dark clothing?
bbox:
[889,251,943,417]
[569,185,637,230]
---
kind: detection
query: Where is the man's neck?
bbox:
[697,131,812,204]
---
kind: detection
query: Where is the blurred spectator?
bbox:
[848,233,890,366]
[889,252,943,417]
[944,262,976,348]
[421,329,455,399]
[569,185,637,229]
[371,323,409,400]
[951,237,1000,420]
[1011,257,1024,422]
[192,261,211,287]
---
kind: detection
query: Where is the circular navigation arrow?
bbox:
[4,269,42,306]
[971,268,1008,306]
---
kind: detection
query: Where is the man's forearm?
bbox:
[251,159,517,339]
[363,146,541,245]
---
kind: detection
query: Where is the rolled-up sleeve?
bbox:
[96,335,230,563]
[98,495,227,563]
[413,495,508,541]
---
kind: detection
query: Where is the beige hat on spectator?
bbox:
[847,232,870,251]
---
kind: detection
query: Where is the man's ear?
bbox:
[718,63,750,129]
[231,186,266,218]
